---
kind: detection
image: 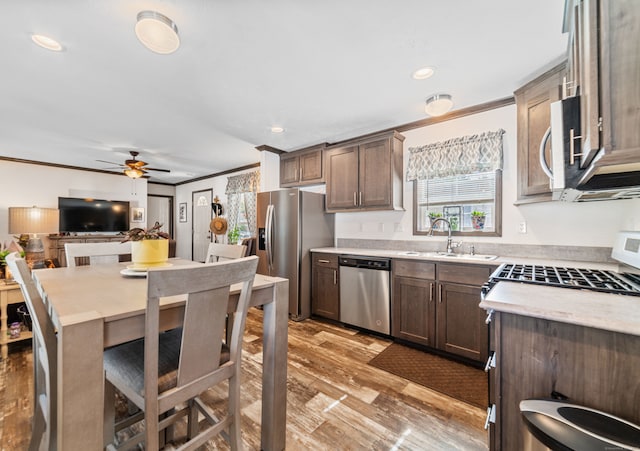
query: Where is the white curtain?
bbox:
[225,170,260,237]
[406,129,505,181]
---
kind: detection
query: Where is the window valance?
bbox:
[225,170,260,194]
[406,129,505,181]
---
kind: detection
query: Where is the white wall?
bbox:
[334,105,640,248]
[0,160,147,254]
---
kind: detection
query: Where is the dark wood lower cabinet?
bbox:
[392,259,493,364]
[489,312,640,450]
[311,252,339,321]
[437,282,488,363]
[392,275,435,346]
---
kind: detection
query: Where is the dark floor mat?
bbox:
[368,343,488,408]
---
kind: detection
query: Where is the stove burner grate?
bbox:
[488,264,640,296]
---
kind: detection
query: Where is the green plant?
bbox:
[121,222,170,242]
[428,212,442,219]
[0,249,10,266]
[471,210,486,218]
[228,226,240,245]
[449,216,459,231]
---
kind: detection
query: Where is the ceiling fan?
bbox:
[98,151,171,179]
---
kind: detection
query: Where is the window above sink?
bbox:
[413,170,503,237]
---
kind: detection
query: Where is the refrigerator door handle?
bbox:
[265,204,274,272]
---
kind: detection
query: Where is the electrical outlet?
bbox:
[518,221,527,234]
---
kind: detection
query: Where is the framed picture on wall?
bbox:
[179,203,187,222]
[131,207,145,223]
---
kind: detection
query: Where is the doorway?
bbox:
[147,195,174,237]
[192,189,212,262]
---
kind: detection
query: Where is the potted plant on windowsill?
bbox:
[121,222,171,268]
[471,211,486,230]
[428,212,442,231]
[227,226,240,245]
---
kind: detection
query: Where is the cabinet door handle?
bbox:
[568,128,583,165]
[438,284,442,303]
[485,309,494,324]
[429,282,433,303]
[359,192,362,205]
[317,259,330,263]
[484,404,496,430]
[484,351,496,372]
[299,167,303,180]
[333,269,337,285]
[353,192,357,206]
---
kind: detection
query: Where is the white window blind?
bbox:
[417,171,496,205]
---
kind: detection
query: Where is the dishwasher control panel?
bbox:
[339,256,391,270]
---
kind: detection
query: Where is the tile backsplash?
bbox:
[336,238,613,263]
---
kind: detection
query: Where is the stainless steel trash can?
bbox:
[520,398,640,451]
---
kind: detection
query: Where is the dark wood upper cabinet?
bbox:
[576,0,640,172]
[325,131,404,212]
[279,144,326,187]
[514,62,565,203]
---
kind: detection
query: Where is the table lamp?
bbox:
[8,206,59,269]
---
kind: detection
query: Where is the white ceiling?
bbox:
[0,1,568,184]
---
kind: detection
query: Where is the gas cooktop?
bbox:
[486,263,640,297]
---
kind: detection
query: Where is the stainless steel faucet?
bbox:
[429,217,462,254]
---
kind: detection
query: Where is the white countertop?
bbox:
[311,247,620,271]
[480,281,640,336]
[312,247,638,336]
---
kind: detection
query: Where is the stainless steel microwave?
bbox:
[541,96,640,202]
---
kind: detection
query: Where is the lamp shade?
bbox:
[8,207,59,235]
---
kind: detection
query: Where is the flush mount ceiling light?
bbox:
[31,34,63,51]
[412,66,435,80]
[135,11,180,54]
[425,94,454,116]
[271,126,285,133]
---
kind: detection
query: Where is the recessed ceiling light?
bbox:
[271,126,284,134]
[31,34,63,52]
[425,94,454,116]
[135,11,180,55]
[412,66,435,80]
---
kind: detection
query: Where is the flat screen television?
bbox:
[58,197,130,233]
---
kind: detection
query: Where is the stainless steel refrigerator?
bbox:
[257,189,334,321]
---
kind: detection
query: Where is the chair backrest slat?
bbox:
[64,241,132,267]
[204,243,247,263]
[6,252,57,451]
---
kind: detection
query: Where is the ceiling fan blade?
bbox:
[96,159,124,166]
[145,167,171,173]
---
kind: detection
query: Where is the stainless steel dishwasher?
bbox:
[339,255,391,335]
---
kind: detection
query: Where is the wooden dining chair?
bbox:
[103,256,259,450]
[64,241,132,267]
[240,237,256,256]
[5,253,57,451]
[204,242,247,263]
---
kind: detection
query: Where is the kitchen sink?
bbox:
[422,251,498,261]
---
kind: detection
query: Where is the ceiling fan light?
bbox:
[135,11,180,55]
[125,168,144,179]
[425,94,454,116]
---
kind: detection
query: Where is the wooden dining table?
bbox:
[32,258,288,451]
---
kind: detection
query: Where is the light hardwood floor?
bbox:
[0,308,488,450]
